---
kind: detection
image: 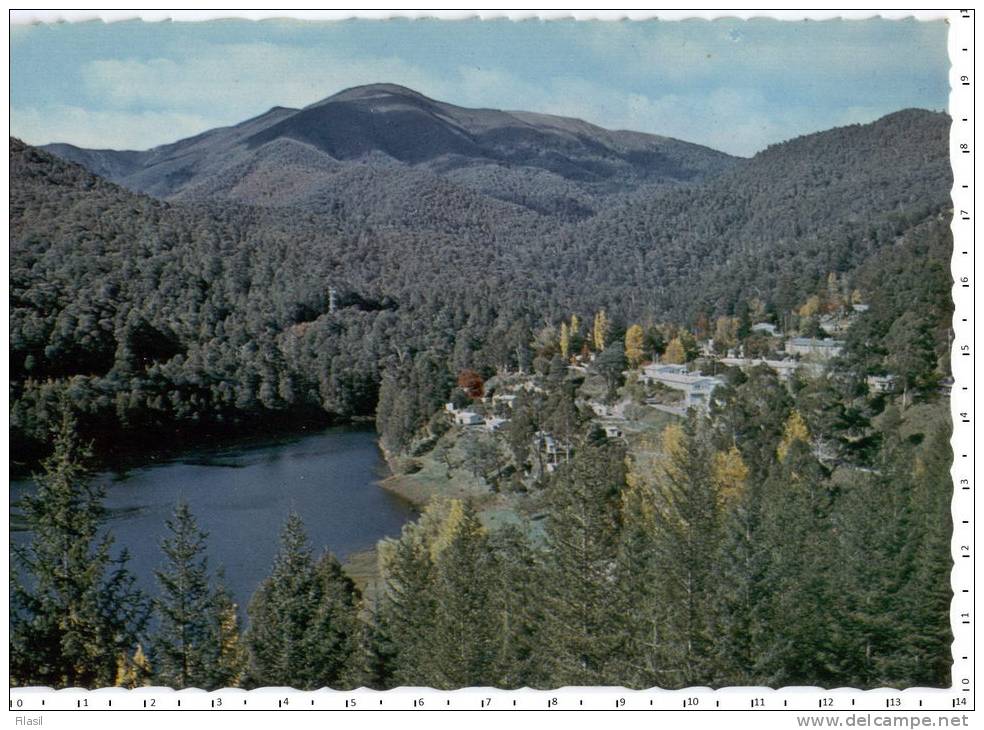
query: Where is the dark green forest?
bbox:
[9,99,955,690]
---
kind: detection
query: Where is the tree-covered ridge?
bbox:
[11,107,950,465]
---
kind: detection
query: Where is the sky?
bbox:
[10,16,949,157]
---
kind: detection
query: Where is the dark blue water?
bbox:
[10,426,416,611]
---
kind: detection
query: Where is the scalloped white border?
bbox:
[3,8,973,723]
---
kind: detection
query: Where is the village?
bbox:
[374,296,917,516]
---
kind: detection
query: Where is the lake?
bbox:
[9,426,417,611]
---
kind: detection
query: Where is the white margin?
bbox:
[4,8,973,726]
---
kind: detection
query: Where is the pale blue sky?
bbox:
[10,17,949,156]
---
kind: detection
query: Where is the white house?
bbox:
[484,416,508,432]
[603,424,624,439]
[786,337,845,360]
[533,431,571,471]
[589,401,612,418]
[720,357,818,382]
[454,411,483,426]
[751,322,778,337]
[492,393,518,408]
[640,363,723,410]
[642,363,689,378]
[866,374,897,394]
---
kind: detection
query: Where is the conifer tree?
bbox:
[10,404,147,688]
[428,503,498,688]
[487,524,541,688]
[152,501,247,689]
[756,438,837,686]
[614,463,673,688]
[374,527,436,686]
[706,471,770,686]
[153,501,214,687]
[901,426,953,687]
[594,339,627,400]
[537,440,625,685]
[646,419,721,687]
[246,513,362,689]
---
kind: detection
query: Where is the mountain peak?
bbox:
[316,83,436,106]
[40,84,741,208]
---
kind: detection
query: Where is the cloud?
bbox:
[11,105,218,150]
[79,42,444,115]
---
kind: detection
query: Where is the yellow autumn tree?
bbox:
[711,447,749,508]
[215,597,249,687]
[378,497,464,571]
[749,296,767,321]
[798,295,821,319]
[570,313,580,337]
[621,470,658,533]
[777,410,811,461]
[713,316,738,351]
[593,310,609,351]
[429,498,467,562]
[623,433,663,495]
[559,321,570,360]
[658,423,688,485]
[624,324,645,367]
[115,644,152,688]
[663,336,687,364]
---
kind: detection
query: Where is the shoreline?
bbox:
[374,442,437,509]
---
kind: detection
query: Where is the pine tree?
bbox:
[901,426,953,686]
[307,553,365,688]
[646,419,721,687]
[487,524,541,688]
[702,430,776,687]
[594,339,627,401]
[614,465,673,688]
[755,438,838,686]
[537,440,625,685]
[830,462,914,687]
[246,513,362,689]
[706,471,770,686]
[153,501,214,687]
[428,502,498,688]
[10,404,147,688]
[375,507,440,685]
[152,501,246,689]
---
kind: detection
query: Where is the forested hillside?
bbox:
[13,103,951,466]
